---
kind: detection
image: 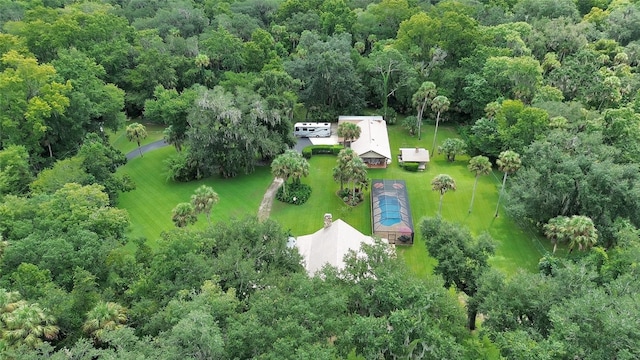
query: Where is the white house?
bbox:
[338,116,392,168]
[293,214,387,276]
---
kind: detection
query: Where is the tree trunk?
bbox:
[469,176,479,213]
[467,305,478,331]
[438,192,444,215]
[432,112,440,154]
[137,139,143,158]
[495,172,508,217]
[552,240,557,254]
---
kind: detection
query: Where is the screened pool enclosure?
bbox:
[370,179,414,245]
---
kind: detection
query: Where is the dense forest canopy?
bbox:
[1,0,640,358]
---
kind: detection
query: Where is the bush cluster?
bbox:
[337,188,364,206]
[402,162,420,172]
[276,183,312,205]
[301,145,343,159]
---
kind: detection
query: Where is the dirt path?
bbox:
[257,178,284,221]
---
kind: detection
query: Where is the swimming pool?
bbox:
[378,195,402,226]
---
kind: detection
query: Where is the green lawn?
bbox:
[117,146,273,247]
[108,122,167,155]
[115,120,550,274]
[272,123,550,276]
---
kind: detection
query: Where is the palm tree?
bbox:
[82,301,127,341]
[412,81,437,140]
[171,202,197,227]
[126,122,148,158]
[348,156,368,203]
[271,150,309,197]
[468,156,492,213]
[495,150,521,217]
[431,174,456,215]
[0,289,25,316]
[544,216,569,253]
[191,185,219,225]
[333,148,358,192]
[566,215,598,253]
[1,303,59,348]
[337,122,361,147]
[431,95,450,154]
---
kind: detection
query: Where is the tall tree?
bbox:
[186,86,289,178]
[364,46,414,118]
[420,217,495,330]
[285,32,365,120]
[0,51,71,157]
[337,122,361,147]
[190,185,219,226]
[468,156,492,214]
[411,81,436,140]
[171,203,197,228]
[431,174,456,215]
[431,95,450,154]
[495,150,521,217]
[126,122,148,158]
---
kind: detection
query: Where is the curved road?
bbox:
[126,139,168,160]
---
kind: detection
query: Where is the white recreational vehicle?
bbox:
[293,122,331,138]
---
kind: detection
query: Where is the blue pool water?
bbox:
[378,195,401,226]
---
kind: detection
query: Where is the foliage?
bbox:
[438,138,467,162]
[337,121,361,147]
[285,31,365,120]
[171,202,197,228]
[431,174,456,215]
[276,182,311,205]
[186,86,290,178]
[333,148,368,205]
[0,145,32,196]
[190,185,219,225]
[506,130,640,247]
[420,217,495,330]
[163,150,200,182]
[467,155,492,213]
[301,144,343,159]
[271,149,310,198]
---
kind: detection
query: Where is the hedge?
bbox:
[301,144,344,159]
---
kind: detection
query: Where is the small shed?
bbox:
[399,147,430,171]
[370,179,414,245]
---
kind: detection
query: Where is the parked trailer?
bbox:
[293,122,331,138]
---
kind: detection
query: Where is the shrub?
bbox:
[164,151,200,182]
[276,183,311,205]
[302,145,344,159]
[403,163,419,172]
[302,147,312,159]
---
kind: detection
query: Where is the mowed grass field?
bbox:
[113,121,550,274]
[116,146,273,247]
[272,124,550,276]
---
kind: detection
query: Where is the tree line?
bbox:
[1,0,640,358]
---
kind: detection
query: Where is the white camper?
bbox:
[293,122,331,138]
